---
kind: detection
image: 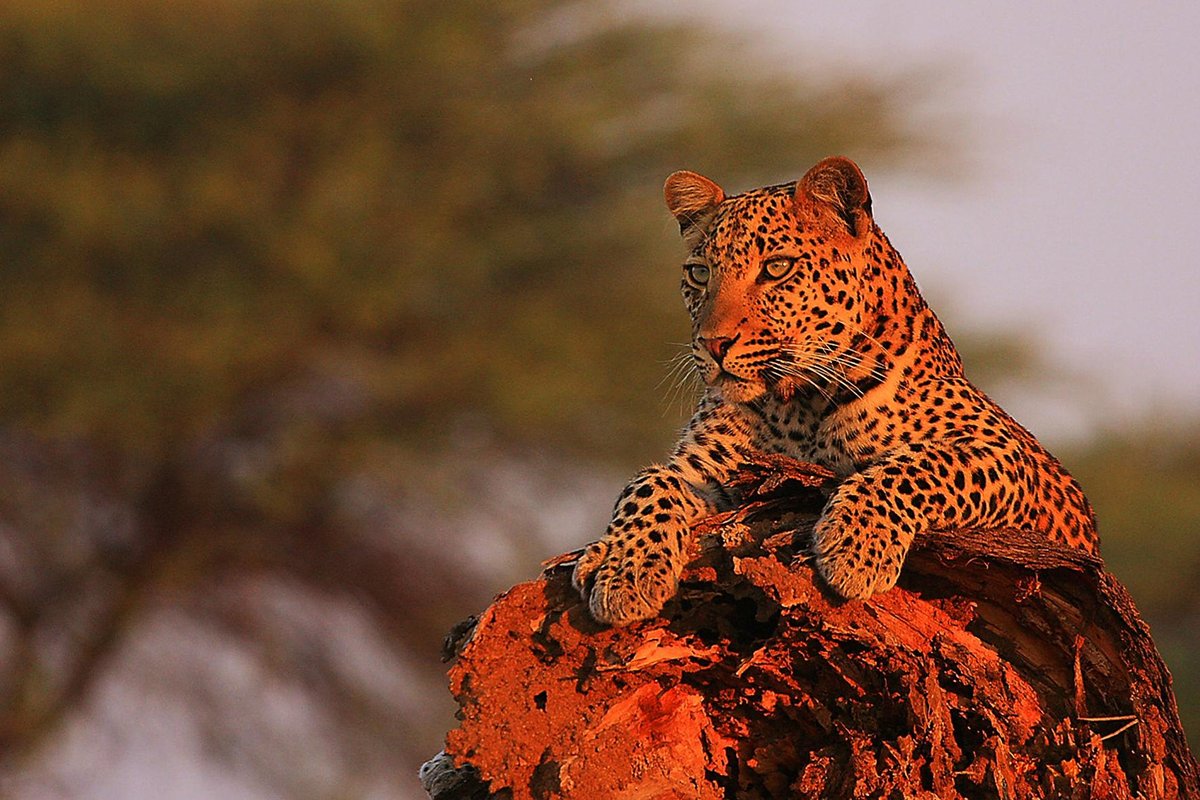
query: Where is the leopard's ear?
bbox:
[664,171,725,237]
[796,156,873,237]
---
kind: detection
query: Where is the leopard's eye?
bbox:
[684,263,710,288]
[762,257,796,281]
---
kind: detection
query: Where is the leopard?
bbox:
[572,155,1098,626]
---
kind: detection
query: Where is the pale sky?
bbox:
[687,0,1200,438]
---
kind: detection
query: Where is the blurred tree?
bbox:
[0,0,950,464]
[0,0,960,796]
[1065,420,1200,748]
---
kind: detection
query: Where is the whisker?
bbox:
[784,339,891,385]
[658,343,702,417]
[658,350,693,378]
[766,359,836,402]
[776,341,883,400]
[814,340,890,380]
[808,360,864,398]
[656,358,691,393]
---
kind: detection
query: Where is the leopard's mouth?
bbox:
[712,367,739,383]
[707,370,767,403]
[692,341,771,401]
[700,361,752,387]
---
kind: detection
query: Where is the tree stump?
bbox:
[421,456,1199,799]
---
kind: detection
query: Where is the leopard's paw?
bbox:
[811,523,906,600]
[572,538,680,626]
[571,538,610,595]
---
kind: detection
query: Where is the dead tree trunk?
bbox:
[421,456,1199,799]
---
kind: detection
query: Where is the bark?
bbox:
[421,456,1199,799]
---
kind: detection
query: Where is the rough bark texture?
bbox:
[422,457,1198,799]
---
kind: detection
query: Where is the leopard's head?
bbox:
[664,156,882,404]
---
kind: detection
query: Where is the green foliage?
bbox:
[0,0,948,463]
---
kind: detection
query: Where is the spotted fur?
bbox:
[572,156,1098,626]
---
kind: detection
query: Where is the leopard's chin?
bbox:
[712,376,767,404]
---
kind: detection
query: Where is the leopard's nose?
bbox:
[699,334,738,366]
